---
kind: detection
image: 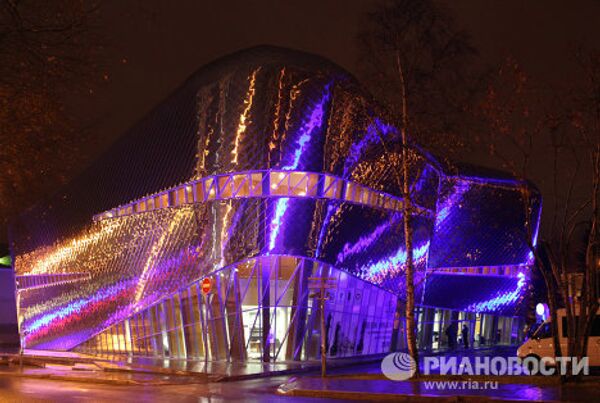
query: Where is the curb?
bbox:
[0,371,149,386]
[212,354,388,382]
[277,388,544,402]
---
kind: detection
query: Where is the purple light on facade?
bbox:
[411,166,430,194]
[24,280,133,342]
[528,200,543,264]
[281,84,331,170]
[283,131,313,170]
[135,245,203,308]
[434,180,471,231]
[268,197,291,252]
[315,204,337,259]
[335,219,398,265]
[364,241,430,283]
[466,271,526,312]
[343,118,396,177]
[27,299,90,335]
[457,174,524,188]
[268,85,331,252]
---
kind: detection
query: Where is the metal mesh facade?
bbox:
[11,47,540,358]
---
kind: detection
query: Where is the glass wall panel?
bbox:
[74,255,401,363]
[269,172,286,196]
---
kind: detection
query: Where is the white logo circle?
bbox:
[381,352,417,381]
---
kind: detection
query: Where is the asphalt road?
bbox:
[2,347,597,402]
[0,375,331,402]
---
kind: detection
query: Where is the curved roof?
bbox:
[11,46,539,258]
[10,46,408,253]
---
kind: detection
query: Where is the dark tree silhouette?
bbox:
[478,53,600,381]
[0,0,102,234]
[358,0,482,160]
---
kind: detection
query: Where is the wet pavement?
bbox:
[277,375,600,402]
[0,365,203,386]
[0,365,598,402]
[322,345,519,377]
[12,345,509,379]
[9,348,386,380]
[277,347,600,402]
[0,347,598,401]
[0,374,330,402]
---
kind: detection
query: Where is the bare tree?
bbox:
[360,0,484,373]
[478,54,600,380]
[396,52,420,374]
[358,0,482,160]
[0,0,102,233]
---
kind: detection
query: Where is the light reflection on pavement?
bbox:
[0,375,330,402]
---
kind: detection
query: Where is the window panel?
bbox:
[270,171,288,196]
[322,175,338,198]
[344,182,355,201]
[306,173,319,196]
[177,187,186,205]
[152,196,161,209]
[185,185,193,203]
[205,178,216,200]
[251,173,263,196]
[232,174,250,197]
[361,188,371,204]
[168,190,177,206]
[160,193,169,208]
[289,172,308,196]
[218,176,233,198]
[136,200,146,213]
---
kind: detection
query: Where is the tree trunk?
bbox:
[403,141,419,374]
[396,52,420,375]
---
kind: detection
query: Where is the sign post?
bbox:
[308,276,337,378]
[200,277,212,365]
[201,277,212,295]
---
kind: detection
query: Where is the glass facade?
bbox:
[76,256,398,361]
[415,307,525,351]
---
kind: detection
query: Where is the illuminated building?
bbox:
[10,47,541,360]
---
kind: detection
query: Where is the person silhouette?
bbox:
[330,323,341,356]
[462,324,469,349]
[445,322,457,350]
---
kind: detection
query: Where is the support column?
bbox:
[207,281,228,360]
[227,269,246,361]
[390,298,405,351]
[285,259,312,360]
[261,258,271,362]
[421,308,435,351]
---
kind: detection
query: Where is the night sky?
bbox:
[79,0,600,156]
[12,0,596,245]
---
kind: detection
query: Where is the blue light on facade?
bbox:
[10,47,541,360]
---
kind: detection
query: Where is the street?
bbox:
[1,348,599,402]
[0,375,328,403]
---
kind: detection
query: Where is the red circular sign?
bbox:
[201,278,212,294]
